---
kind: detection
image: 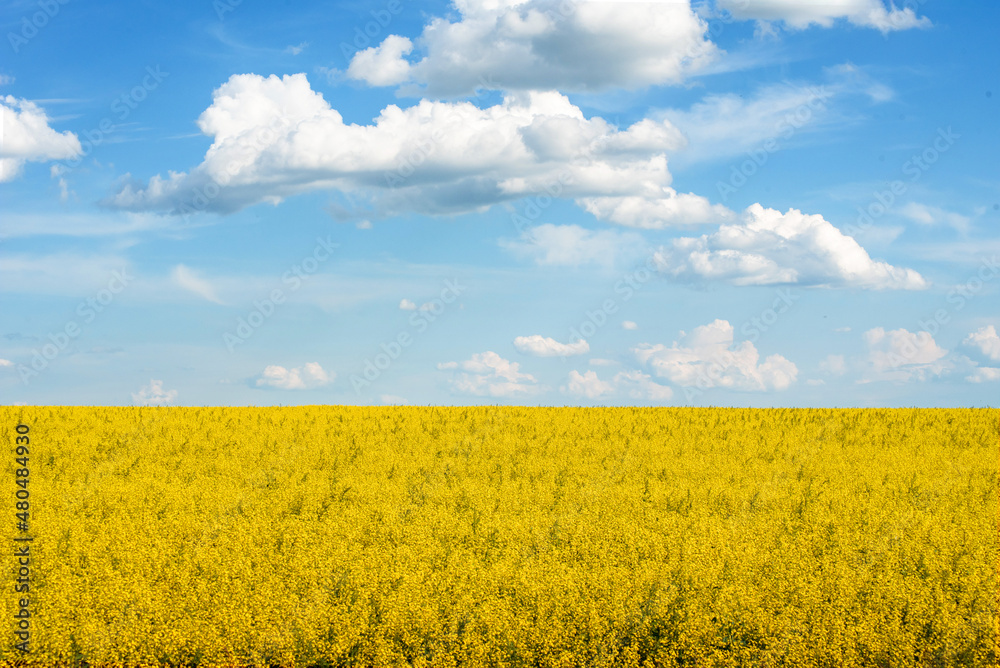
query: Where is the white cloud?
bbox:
[659,67,892,168]
[256,362,333,390]
[819,354,847,376]
[563,370,614,399]
[634,319,798,392]
[898,202,971,234]
[438,351,537,396]
[0,359,13,367]
[514,334,589,357]
[103,74,695,221]
[863,327,950,382]
[285,42,309,55]
[347,35,414,87]
[611,369,674,401]
[622,321,638,330]
[500,224,647,267]
[964,325,1000,362]
[717,0,930,33]
[562,368,672,401]
[835,326,852,333]
[380,394,409,404]
[346,0,718,95]
[966,367,1000,383]
[399,298,417,310]
[0,96,82,182]
[132,379,177,406]
[579,188,734,229]
[653,204,927,289]
[171,264,225,304]
[660,82,834,167]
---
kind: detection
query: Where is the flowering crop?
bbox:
[1,406,996,667]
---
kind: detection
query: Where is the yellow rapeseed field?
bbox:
[0,406,997,667]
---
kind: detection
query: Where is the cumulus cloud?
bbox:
[622,321,638,330]
[132,379,177,405]
[103,74,699,222]
[346,0,718,95]
[612,370,675,401]
[438,351,537,396]
[399,298,417,310]
[863,327,950,382]
[716,0,930,33]
[634,319,798,392]
[563,370,614,399]
[579,188,734,229]
[0,359,14,367]
[347,35,414,87]
[966,367,1000,383]
[256,362,333,390]
[963,325,1000,362]
[0,96,81,182]
[500,223,647,267]
[652,204,927,289]
[514,334,589,357]
[562,368,673,401]
[171,264,225,304]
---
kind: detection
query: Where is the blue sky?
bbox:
[1,0,998,406]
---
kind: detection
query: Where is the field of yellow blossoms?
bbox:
[1,406,997,667]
